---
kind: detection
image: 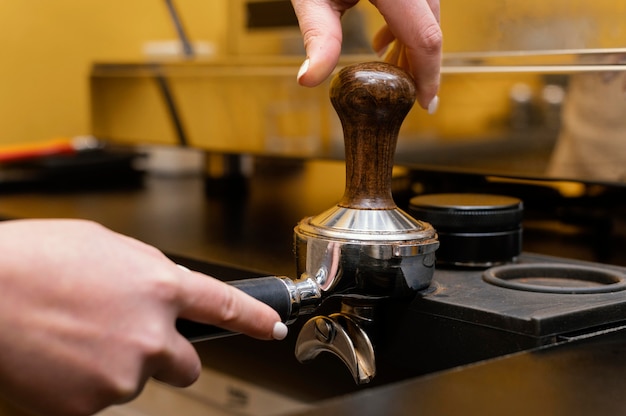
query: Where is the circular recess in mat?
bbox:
[483,263,626,294]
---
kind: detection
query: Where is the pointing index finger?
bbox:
[176,269,283,341]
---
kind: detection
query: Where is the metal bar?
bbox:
[152,65,189,146]
[163,0,194,58]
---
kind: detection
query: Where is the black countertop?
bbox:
[3,155,626,414]
[295,326,626,415]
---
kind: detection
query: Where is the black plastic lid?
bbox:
[409,193,524,267]
[409,193,523,232]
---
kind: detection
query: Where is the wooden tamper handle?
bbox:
[331,62,416,210]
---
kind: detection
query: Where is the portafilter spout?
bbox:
[293,62,439,384]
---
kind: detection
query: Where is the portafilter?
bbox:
[176,61,439,384]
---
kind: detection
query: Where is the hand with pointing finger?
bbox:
[0,219,286,416]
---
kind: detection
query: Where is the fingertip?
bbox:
[161,360,201,388]
[412,69,441,112]
[415,82,441,113]
[296,56,334,87]
[427,95,440,115]
[291,0,343,87]
[414,93,438,113]
[296,57,311,84]
[272,322,289,341]
[296,38,342,87]
[183,360,202,387]
[153,337,202,388]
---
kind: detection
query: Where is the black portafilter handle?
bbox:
[177,276,305,342]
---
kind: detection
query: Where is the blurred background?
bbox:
[1,0,625,183]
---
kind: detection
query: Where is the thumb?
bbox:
[292,0,343,87]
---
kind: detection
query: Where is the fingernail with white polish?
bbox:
[272,322,288,340]
[177,264,191,272]
[427,95,439,115]
[297,58,310,82]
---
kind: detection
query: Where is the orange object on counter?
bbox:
[0,136,99,163]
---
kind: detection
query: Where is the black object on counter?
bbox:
[409,193,523,267]
[0,147,144,192]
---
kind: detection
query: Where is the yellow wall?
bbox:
[438,0,626,52]
[2,0,625,146]
[0,0,227,145]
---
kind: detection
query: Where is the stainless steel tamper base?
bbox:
[294,205,440,296]
[302,205,437,242]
